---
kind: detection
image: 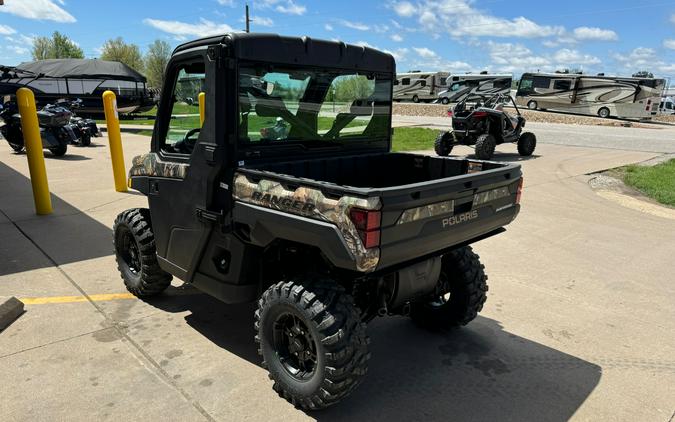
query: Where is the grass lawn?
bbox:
[134,126,442,152]
[620,159,675,207]
[391,127,440,152]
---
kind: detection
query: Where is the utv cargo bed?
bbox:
[235,152,522,271]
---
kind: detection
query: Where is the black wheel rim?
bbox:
[272,312,318,380]
[120,229,141,274]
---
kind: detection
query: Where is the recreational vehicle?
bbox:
[437,73,512,104]
[393,71,449,102]
[515,72,665,119]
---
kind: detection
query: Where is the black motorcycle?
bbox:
[54,98,101,146]
[0,100,76,156]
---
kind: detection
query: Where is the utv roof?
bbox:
[173,32,396,73]
[16,59,146,82]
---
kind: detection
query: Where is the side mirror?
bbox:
[265,82,275,96]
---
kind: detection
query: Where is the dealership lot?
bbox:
[1,126,674,421]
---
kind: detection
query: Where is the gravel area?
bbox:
[393,103,673,129]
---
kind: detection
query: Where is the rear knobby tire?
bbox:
[474,133,496,160]
[410,246,488,329]
[255,280,370,410]
[113,208,172,297]
[434,131,454,156]
[517,131,536,156]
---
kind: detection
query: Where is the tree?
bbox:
[144,40,172,89]
[31,31,84,60]
[632,70,654,78]
[100,37,143,72]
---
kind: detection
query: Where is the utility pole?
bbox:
[245,3,251,33]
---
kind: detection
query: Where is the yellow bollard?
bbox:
[16,88,52,215]
[102,90,127,192]
[198,92,205,127]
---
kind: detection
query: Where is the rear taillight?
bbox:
[447,109,453,117]
[472,111,488,118]
[516,178,524,204]
[349,208,381,249]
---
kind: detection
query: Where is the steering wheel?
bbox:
[173,128,200,154]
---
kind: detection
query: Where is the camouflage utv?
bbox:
[113,33,524,409]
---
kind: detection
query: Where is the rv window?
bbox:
[401,78,410,85]
[533,76,550,89]
[450,83,461,91]
[494,79,511,89]
[419,80,426,87]
[519,78,533,90]
[553,80,572,90]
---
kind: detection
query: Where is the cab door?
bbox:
[146,47,224,281]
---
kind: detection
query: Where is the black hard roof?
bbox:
[174,32,395,73]
[16,59,146,82]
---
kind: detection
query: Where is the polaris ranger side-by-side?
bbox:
[113,33,524,410]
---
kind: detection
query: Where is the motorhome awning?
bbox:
[16,59,146,82]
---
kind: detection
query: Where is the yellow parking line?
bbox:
[21,293,136,305]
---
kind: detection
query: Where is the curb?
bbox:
[0,296,25,331]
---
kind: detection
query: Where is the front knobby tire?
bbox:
[474,134,496,160]
[255,280,370,410]
[410,246,488,329]
[517,131,537,156]
[113,208,172,297]
[434,131,454,156]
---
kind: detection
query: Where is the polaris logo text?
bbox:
[251,191,316,212]
[442,210,478,228]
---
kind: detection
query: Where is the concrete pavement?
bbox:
[0,129,674,421]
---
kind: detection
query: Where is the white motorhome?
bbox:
[437,73,512,104]
[393,71,449,102]
[515,72,665,119]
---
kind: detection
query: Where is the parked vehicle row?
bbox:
[0,96,100,156]
[394,69,669,120]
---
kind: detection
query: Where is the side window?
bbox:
[401,78,410,86]
[533,76,551,89]
[419,79,427,87]
[161,61,206,155]
[553,80,572,90]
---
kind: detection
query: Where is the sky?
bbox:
[1,0,674,82]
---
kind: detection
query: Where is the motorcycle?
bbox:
[53,98,101,146]
[0,99,76,156]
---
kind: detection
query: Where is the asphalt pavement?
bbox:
[0,125,674,421]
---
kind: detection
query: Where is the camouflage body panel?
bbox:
[129,153,189,179]
[233,173,381,272]
[397,200,455,225]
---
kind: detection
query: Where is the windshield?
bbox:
[238,65,392,145]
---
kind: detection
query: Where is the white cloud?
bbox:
[0,0,76,23]
[392,1,416,17]
[324,24,333,31]
[7,45,29,55]
[339,20,370,31]
[217,0,235,5]
[384,47,409,62]
[553,48,601,65]
[252,16,274,27]
[413,47,438,59]
[275,0,306,15]
[664,39,675,50]
[0,25,16,35]
[671,14,675,24]
[391,33,403,42]
[572,26,618,41]
[144,18,235,39]
[487,41,551,73]
[401,0,563,38]
[613,47,656,66]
